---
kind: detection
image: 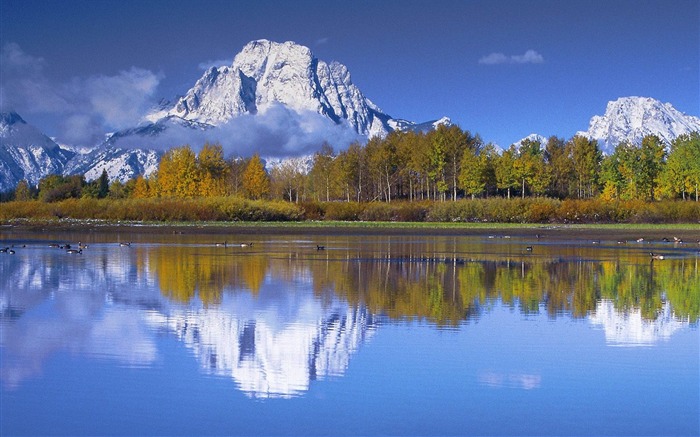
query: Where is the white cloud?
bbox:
[80,67,163,127]
[0,42,69,112]
[512,49,544,64]
[478,52,510,65]
[479,49,544,65]
[198,58,232,70]
[1,43,163,146]
[112,103,363,158]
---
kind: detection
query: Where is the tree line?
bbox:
[4,126,700,204]
[144,244,699,325]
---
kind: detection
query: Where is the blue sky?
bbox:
[1,0,698,150]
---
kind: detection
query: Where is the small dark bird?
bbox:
[317,245,325,250]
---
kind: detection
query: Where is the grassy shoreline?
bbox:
[2,218,698,240]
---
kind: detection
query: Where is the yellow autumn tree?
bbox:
[198,142,229,197]
[132,175,151,198]
[242,154,270,200]
[154,145,200,198]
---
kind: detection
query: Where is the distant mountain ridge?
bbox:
[1,41,699,193]
[576,96,700,154]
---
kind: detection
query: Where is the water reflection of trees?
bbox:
[147,246,699,325]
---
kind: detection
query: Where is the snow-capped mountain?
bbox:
[62,146,160,183]
[0,112,161,192]
[511,133,549,149]
[0,112,75,191]
[577,96,700,154]
[148,39,403,138]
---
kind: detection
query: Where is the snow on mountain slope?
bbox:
[151,39,434,139]
[0,112,75,192]
[63,147,160,183]
[511,133,549,149]
[577,96,700,154]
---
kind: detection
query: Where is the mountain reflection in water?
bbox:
[1,233,697,398]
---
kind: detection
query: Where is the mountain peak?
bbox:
[577,96,700,153]
[0,111,27,128]
[152,39,438,139]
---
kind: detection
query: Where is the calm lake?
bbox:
[1,226,698,436]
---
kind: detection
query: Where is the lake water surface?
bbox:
[1,227,698,436]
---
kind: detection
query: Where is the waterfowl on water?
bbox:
[649,252,665,260]
[525,246,533,252]
[0,247,8,253]
[215,241,227,247]
[8,249,15,255]
[119,242,131,247]
[66,248,82,254]
[316,245,325,250]
[238,243,253,247]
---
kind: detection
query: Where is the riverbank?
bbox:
[2,218,698,242]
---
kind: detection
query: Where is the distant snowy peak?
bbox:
[1,111,62,150]
[512,133,548,148]
[389,116,453,133]
[577,96,700,154]
[152,39,440,139]
[0,111,75,191]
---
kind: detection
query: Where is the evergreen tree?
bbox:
[97,169,110,199]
